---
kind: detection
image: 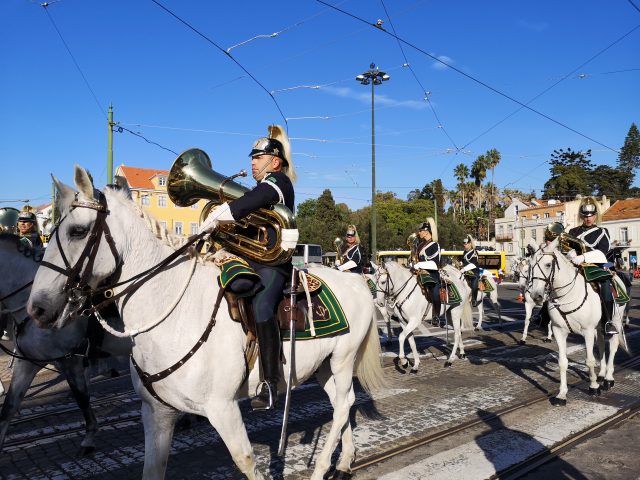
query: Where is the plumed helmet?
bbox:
[578,196,601,223]
[345,224,360,244]
[17,206,37,223]
[544,222,565,241]
[249,125,296,182]
[0,207,20,234]
[462,235,475,248]
[418,217,438,242]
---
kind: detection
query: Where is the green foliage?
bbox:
[543,148,593,199]
[296,190,347,252]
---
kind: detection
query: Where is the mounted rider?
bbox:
[16,207,43,249]
[337,225,367,273]
[461,235,481,306]
[198,125,297,411]
[412,218,442,324]
[566,197,616,335]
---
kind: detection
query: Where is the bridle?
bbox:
[378,264,420,312]
[40,191,120,314]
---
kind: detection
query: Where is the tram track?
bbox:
[349,353,640,476]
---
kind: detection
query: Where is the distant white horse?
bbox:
[529,238,629,406]
[27,166,385,480]
[470,272,501,331]
[0,233,129,454]
[374,261,473,370]
[513,258,553,344]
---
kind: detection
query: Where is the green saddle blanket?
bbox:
[217,257,260,289]
[612,276,630,305]
[581,264,613,283]
[281,273,350,341]
[367,278,377,297]
[480,276,494,292]
[443,282,462,305]
[418,271,436,287]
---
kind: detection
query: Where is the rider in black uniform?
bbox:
[413,218,441,324]
[16,208,43,249]
[461,235,480,306]
[337,225,366,273]
[567,197,616,335]
[199,125,298,411]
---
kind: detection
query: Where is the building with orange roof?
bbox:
[115,164,205,236]
[602,197,640,268]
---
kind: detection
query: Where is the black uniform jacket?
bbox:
[568,224,610,260]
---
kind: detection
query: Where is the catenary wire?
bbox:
[316,0,621,154]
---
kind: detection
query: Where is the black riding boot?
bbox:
[471,287,480,307]
[251,319,281,411]
[602,300,618,335]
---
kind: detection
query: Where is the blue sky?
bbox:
[1,0,639,211]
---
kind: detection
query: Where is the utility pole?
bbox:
[107,104,114,184]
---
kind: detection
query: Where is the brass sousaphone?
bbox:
[167,148,297,266]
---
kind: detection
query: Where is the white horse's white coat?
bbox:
[27,167,385,480]
[529,238,628,404]
[470,273,501,331]
[374,262,473,370]
[513,259,553,343]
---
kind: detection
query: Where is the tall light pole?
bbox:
[356,63,389,258]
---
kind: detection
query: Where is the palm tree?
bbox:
[471,155,488,209]
[484,148,501,218]
[453,163,469,214]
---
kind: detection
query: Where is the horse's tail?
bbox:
[354,312,387,394]
[461,298,474,330]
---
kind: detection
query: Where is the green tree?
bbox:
[296,190,347,252]
[484,148,501,218]
[453,163,470,214]
[542,148,593,200]
[616,122,640,194]
[471,155,488,208]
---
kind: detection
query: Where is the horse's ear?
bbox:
[74,165,95,201]
[52,174,75,213]
[113,175,132,200]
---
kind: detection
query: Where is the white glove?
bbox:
[566,249,577,259]
[570,254,585,266]
[198,202,235,234]
[338,260,357,271]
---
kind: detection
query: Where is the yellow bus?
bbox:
[376,249,506,278]
[440,250,506,278]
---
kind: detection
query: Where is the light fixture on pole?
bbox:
[356,62,390,258]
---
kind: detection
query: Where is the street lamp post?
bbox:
[356,63,389,259]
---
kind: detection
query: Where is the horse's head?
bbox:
[528,237,561,303]
[370,263,391,307]
[28,166,123,327]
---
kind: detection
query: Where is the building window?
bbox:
[498,225,504,236]
[544,212,550,218]
[190,222,199,235]
[621,227,629,244]
[531,229,537,240]
[507,243,513,253]
[141,195,150,206]
[158,177,167,187]
[507,225,513,236]
[158,195,167,207]
[174,222,183,235]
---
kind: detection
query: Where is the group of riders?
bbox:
[0,123,626,414]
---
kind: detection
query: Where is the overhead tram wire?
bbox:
[150,0,288,130]
[379,0,459,152]
[317,0,622,154]
[628,0,640,14]
[461,23,640,150]
[41,3,106,119]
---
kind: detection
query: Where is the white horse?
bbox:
[514,258,553,344]
[529,238,629,406]
[365,261,395,345]
[27,166,385,480]
[0,233,130,454]
[374,261,473,370]
[470,271,501,331]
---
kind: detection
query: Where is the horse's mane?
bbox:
[106,189,217,264]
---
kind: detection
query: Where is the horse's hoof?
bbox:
[410,367,418,374]
[459,353,466,360]
[444,361,452,368]
[519,339,526,345]
[78,446,95,457]
[474,327,480,332]
[597,375,604,383]
[543,338,552,343]
[332,470,353,480]
[393,357,407,374]
[549,397,567,407]
[603,380,614,390]
[588,386,601,396]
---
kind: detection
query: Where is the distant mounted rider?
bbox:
[337,225,367,274]
[412,218,442,324]
[16,207,43,249]
[461,235,480,306]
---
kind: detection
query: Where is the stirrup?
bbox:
[251,381,277,411]
[604,321,618,335]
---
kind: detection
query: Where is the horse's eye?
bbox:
[68,226,89,238]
